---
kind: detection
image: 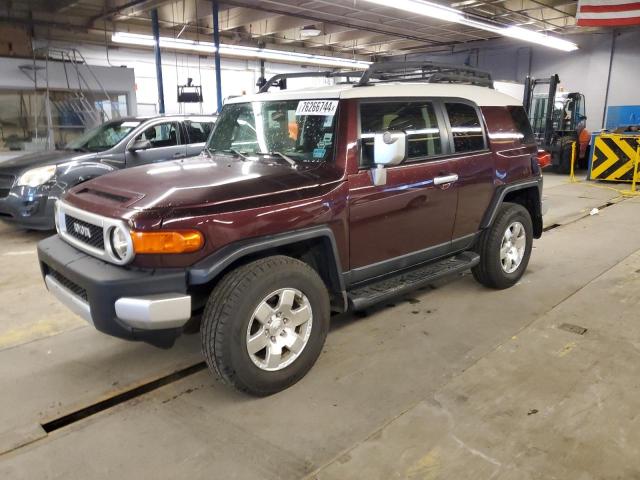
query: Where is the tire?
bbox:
[472,202,533,290]
[556,143,573,174]
[201,255,330,396]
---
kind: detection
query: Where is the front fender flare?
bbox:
[188,226,347,309]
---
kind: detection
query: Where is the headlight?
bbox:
[17,165,56,187]
[110,225,132,261]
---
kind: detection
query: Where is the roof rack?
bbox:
[258,70,362,93]
[257,61,494,94]
[356,61,493,88]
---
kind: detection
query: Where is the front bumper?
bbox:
[38,235,192,348]
[0,185,56,230]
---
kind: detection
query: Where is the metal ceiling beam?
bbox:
[241,15,317,37]
[48,0,85,13]
[219,0,449,46]
[216,6,281,30]
[90,0,175,24]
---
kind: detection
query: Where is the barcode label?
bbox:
[296,100,339,116]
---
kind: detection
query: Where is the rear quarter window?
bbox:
[507,106,536,145]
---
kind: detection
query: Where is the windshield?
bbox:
[66,120,141,152]
[206,99,339,163]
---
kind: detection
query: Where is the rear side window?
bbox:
[360,101,443,166]
[445,103,485,153]
[507,106,536,144]
[185,121,214,143]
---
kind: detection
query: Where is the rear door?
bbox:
[184,119,215,156]
[443,101,495,241]
[125,120,187,167]
[347,99,459,282]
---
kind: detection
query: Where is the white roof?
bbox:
[226,82,521,107]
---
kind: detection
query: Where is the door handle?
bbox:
[173,152,186,158]
[433,174,459,185]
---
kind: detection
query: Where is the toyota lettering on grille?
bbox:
[73,222,92,239]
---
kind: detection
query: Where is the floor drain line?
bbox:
[542,199,618,234]
[41,362,207,433]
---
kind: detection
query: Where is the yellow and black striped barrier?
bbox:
[589,134,640,182]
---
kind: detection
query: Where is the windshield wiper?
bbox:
[204,147,251,161]
[258,151,297,167]
[228,148,251,161]
[203,146,215,157]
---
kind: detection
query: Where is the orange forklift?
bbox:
[524,74,590,173]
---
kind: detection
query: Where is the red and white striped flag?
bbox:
[576,0,640,27]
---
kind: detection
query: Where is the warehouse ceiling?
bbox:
[2,0,581,58]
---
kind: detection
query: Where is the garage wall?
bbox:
[47,41,337,116]
[0,56,136,111]
[401,27,640,132]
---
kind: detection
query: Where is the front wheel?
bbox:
[201,255,330,396]
[472,202,533,289]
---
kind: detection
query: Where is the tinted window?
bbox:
[185,121,214,143]
[135,122,181,148]
[360,101,442,166]
[445,103,485,153]
[508,106,536,144]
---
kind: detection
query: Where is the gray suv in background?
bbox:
[0,114,216,230]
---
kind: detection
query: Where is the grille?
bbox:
[0,174,14,189]
[49,269,88,301]
[0,174,13,198]
[64,215,105,250]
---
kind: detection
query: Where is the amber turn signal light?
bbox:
[131,230,204,254]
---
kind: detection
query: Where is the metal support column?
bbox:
[602,29,617,130]
[212,0,223,113]
[151,9,165,114]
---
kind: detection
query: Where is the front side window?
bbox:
[360,101,443,166]
[66,120,140,152]
[445,103,485,153]
[207,99,338,164]
[135,122,181,148]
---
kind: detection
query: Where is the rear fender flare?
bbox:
[481,178,543,236]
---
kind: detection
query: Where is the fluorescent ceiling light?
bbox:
[111,32,371,69]
[363,0,579,52]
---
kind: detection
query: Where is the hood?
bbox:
[66,153,344,215]
[0,150,97,173]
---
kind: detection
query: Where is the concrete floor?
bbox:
[0,172,638,479]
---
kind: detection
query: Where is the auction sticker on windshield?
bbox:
[296,100,338,116]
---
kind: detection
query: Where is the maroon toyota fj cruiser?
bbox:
[37,62,544,395]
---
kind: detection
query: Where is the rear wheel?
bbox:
[557,142,573,174]
[201,255,330,396]
[472,202,533,289]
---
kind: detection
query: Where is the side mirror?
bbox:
[129,139,152,152]
[371,131,406,186]
[374,131,406,166]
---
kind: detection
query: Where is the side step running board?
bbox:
[348,251,480,311]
